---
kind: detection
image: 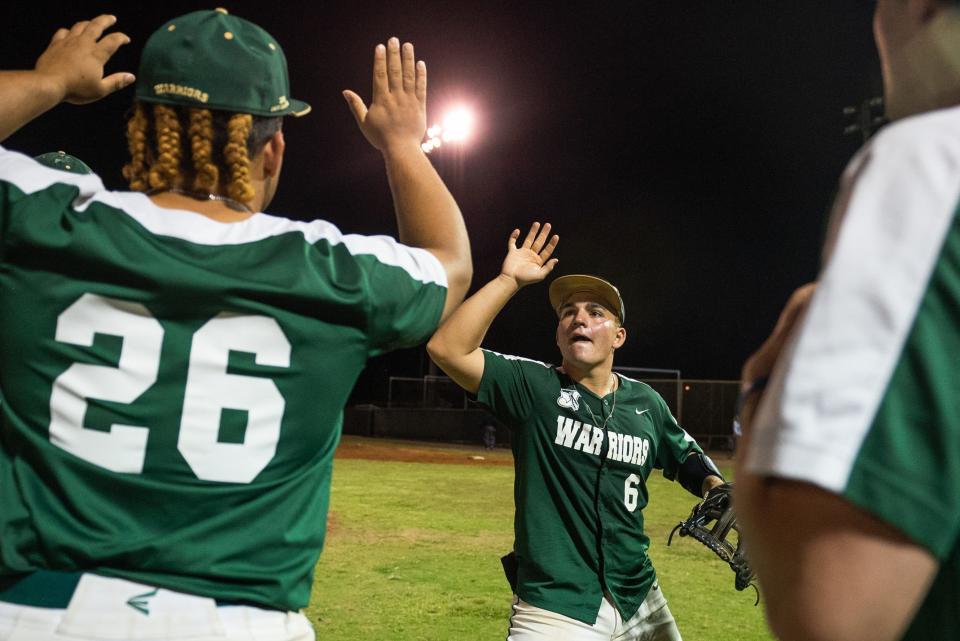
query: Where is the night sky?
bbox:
[4,2,881,398]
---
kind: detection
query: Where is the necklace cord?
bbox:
[148,188,253,214]
[581,375,617,433]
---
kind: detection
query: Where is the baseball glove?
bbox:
[667,482,757,597]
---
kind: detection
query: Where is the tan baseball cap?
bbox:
[548,275,625,323]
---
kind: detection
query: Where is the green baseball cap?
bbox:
[34,151,92,175]
[135,8,311,117]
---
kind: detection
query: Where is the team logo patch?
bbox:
[557,387,581,411]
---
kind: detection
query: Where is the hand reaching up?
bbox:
[35,15,135,104]
[500,222,560,288]
[342,37,426,155]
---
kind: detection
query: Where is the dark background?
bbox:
[3,1,881,400]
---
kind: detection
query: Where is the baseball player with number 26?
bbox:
[0,9,470,641]
[428,223,724,641]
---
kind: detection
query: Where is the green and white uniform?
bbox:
[0,146,447,611]
[477,349,702,625]
[747,106,960,640]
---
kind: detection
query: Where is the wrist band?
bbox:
[735,376,769,418]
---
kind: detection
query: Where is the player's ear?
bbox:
[613,325,626,350]
[262,130,285,179]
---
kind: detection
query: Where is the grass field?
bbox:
[308,437,774,641]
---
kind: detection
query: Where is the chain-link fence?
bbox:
[379,374,739,451]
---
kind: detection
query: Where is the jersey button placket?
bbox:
[595,395,611,591]
[602,396,620,593]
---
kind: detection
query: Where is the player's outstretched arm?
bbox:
[0,15,134,142]
[427,222,558,394]
[734,284,938,641]
[343,38,471,321]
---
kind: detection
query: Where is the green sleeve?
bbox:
[844,278,960,560]
[653,392,702,480]
[361,258,446,357]
[0,147,90,251]
[475,350,549,427]
[305,236,447,358]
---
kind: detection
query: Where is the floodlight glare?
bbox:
[421,105,476,154]
[441,107,474,142]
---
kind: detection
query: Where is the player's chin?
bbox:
[560,342,585,357]
[562,343,602,366]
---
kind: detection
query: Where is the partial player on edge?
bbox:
[735,2,960,641]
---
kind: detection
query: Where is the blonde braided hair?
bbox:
[188,108,219,193]
[123,102,273,210]
[148,104,183,191]
[224,113,256,205]
[121,103,150,192]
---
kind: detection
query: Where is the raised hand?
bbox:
[342,37,426,154]
[501,222,560,288]
[34,15,135,104]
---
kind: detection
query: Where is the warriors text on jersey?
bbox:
[0,147,447,611]
[477,349,702,624]
[747,105,960,640]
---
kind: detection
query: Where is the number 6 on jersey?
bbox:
[624,473,641,512]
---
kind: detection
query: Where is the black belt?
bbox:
[0,570,283,611]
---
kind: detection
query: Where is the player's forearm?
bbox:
[427,273,518,364]
[382,141,472,318]
[734,476,817,641]
[0,71,66,142]
[734,427,796,638]
[736,470,936,641]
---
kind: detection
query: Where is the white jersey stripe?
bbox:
[481,349,553,369]
[747,106,960,492]
[0,147,447,287]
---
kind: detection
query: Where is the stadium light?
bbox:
[422,105,475,154]
[441,107,474,142]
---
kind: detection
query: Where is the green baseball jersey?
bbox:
[0,147,447,610]
[747,106,960,640]
[477,349,702,624]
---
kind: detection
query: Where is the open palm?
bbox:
[501,222,559,287]
[343,38,426,153]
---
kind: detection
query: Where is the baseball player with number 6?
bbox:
[427,223,724,641]
[0,9,470,641]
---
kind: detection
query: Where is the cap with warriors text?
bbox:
[135,8,311,117]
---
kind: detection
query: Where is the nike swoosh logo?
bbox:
[635,409,650,416]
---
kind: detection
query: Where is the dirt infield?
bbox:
[335,435,514,466]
